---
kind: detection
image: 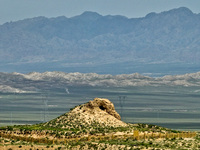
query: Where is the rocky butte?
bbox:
[44,98,128,129]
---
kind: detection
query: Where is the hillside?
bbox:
[0,98,134,140]
[44,98,127,129]
[0,7,200,74]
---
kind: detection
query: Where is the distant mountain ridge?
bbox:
[1,71,200,93]
[0,7,200,74]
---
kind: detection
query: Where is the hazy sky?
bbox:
[1,0,200,24]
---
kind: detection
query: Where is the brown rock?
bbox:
[86,98,121,120]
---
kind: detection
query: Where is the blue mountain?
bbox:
[0,7,200,75]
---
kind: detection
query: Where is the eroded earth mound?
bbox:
[44,98,127,129]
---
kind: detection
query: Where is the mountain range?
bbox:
[0,7,200,75]
[1,71,200,93]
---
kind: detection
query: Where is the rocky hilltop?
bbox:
[44,98,127,130]
[1,98,132,139]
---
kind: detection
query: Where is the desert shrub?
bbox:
[164,143,170,147]
[4,139,9,143]
[7,126,13,131]
[170,137,176,141]
[58,147,62,150]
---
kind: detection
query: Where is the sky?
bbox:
[0,0,200,25]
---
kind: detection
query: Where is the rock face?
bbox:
[86,98,121,120]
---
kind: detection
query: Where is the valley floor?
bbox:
[1,133,200,150]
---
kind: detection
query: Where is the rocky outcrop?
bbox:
[44,98,127,129]
[86,98,121,120]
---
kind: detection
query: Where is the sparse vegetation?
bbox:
[0,98,199,149]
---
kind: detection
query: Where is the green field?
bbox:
[1,85,200,130]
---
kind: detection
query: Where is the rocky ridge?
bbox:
[0,71,200,93]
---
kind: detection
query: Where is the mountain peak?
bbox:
[81,11,101,17]
[164,7,193,16]
[145,7,193,19]
[176,7,192,12]
[73,11,102,21]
